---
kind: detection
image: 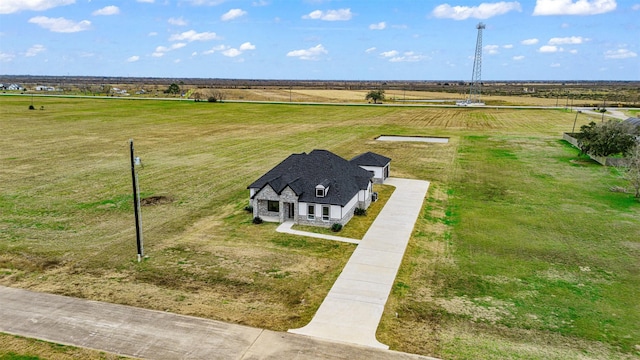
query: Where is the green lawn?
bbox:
[1,95,638,359]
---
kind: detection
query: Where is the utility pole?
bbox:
[129,139,143,262]
[572,110,582,133]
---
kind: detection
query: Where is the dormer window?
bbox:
[315,179,331,198]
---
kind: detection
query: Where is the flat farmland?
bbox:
[0,96,638,359]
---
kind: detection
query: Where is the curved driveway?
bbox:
[289,178,430,349]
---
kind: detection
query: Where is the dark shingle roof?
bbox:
[350,151,391,167]
[624,117,640,128]
[248,150,374,206]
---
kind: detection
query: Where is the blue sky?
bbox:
[1,0,638,80]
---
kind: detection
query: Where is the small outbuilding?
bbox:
[350,151,391,184]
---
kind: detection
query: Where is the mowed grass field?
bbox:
[0,96,638,359]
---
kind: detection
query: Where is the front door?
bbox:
[288,203,295,219]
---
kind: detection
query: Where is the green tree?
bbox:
[622,145,640,199]
[365,89,385,104]
[164,83,180,95]
[576,120,638,157]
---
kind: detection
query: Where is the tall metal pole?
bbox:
[469,22,485,104]
[130,139,143,262]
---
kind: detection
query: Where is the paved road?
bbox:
[289,178,430,349]
[0,286,437,360]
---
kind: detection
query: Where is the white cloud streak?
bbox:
[521,38,539,45]
[92,6,119,16]
[26,44,46,56]
[221,8,247,21]
[432,2,522,20]
[169,30,219,42]
[0,0,75,14]
[287,44,328,60]
[303,8,352,21]
[369,22,386,30]
[604,49,637,59]
[127,55,140,62]
[168,17,188,26]
[28,16,91,33]
[548,36,588,45]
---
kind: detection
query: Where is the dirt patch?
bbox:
[140,195,173,206]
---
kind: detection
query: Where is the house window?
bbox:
[316,188,324,197]
[322,206,330,221]
[308,205,315,220]
[267,201,279,212]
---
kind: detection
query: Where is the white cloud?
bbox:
[169,30,219,42]
[388,51,427,62]
[92,5,119,16]
[152,42,186,57]
[521,38,539,45]
[561,22,570,28]
[221,8,247,21]
[633,4,640,10]
[168,17,188,26]
[365,47,377,53]
[286,44,328,60]
[539,45,563,53]
[503,44,513,49]
[484,44,500,54]
[380,50,399,58]
[533,0,616,15]
[239,42,255,50]
[127,55,140,62]
[0,52,15,62]
[369,21,386,30]
[303,8,352,21]
[203,45,227,55]
[137,0,154,3]
[148,32,158,36]
[222,48,242,57]
[26,44,45,56]
[548,36,588,45]
[252,0,269,6]
[0,0,75,14]
[604,49,637,59]
[551,63,561,67]
[28,16,91,33]
[513,55,525,60]
[431,2,522,20]
[569,49,579,54]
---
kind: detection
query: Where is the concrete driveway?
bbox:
[289,178,430,349]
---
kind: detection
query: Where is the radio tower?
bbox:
[467,22,485,105]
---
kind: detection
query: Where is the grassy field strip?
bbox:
[1,96,638,359]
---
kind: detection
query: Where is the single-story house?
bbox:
[248,149,391,227]
[350,151,391,184]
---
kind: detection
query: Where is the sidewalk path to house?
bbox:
[277,221,360,244]
[0,286,439,360]
[289,177,430,349]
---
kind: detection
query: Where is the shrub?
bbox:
[244,205,253,213]
[252,216,263,224]
[28,105,35,110]
[354,207,367,216]
[208,96,217,103]
[331,223,343,232]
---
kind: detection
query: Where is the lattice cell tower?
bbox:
[468,22,486,104]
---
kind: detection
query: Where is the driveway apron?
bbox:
[289,177,430,349]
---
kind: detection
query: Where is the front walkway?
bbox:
[289,177,430,349]
[277,221,360,244]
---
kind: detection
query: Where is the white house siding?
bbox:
[358,165,389,184]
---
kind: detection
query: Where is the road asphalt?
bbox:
[0,286,438,360]
[290,178,430,349]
